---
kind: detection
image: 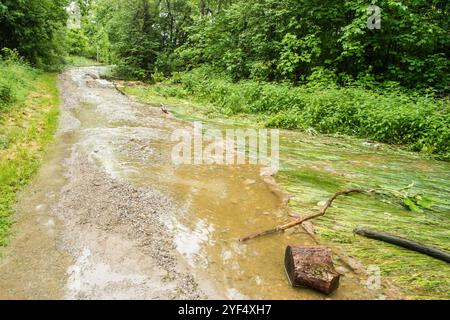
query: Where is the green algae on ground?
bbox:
[278,133,450,298]
[125,83,450,299]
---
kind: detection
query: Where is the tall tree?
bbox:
[0,0,69,67]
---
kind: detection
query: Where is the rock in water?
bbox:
[284,245,340,295]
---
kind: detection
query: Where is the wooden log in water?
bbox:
[354,228,450,263]
[284,245,340,295]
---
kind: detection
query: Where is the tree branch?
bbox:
[239,189,366,242]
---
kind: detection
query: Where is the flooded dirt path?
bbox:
[0,67,392,299]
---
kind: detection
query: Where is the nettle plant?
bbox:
[370,183,434,213]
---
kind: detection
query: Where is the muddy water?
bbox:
[1,67,397,299]
[119,136,386,299]
[167,97,450,298]
[96,88,389,298]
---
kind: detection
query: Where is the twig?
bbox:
[239,189,367,242]
[368,182,415,198]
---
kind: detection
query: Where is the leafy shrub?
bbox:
[67,29,89,56]
[0,50,38,112]
[1,48,25,64]
[151,71,166,83]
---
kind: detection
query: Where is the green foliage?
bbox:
[79,0,194,79]
[176,0,450,93]
[0,84,12,109]
[369,184,436,213]
[1,0,440,91]
[156,68,450,159]
[78,0,449,93]
[0,0,69,69]
[67,29,89,56]
[277,33,321,81]
[0,50,38,112]
[402,195,432,213]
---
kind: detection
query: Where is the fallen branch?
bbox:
[239,189,366,242]
[113,82,128,96]
[354,228,450,263]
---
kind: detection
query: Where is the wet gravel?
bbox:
[55,152,202,299]
[53,67,208,299]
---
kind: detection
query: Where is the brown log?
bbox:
[239,189,365,242]
[354,228,450,263]
[284,245,340,295]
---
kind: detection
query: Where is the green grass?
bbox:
[65,55,102,67]
[0,60,60,247]
[0,60,38,112]
[125,80,450,299]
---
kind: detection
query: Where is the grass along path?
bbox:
[123,71,450,161]
[0,72,60,247]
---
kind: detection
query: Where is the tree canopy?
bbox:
[0,0,448,91]
[70,0,450,93]
[0,0,69,68]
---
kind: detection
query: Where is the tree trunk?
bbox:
[199,0,206,16]
[354,228,450,263]
[284,245,340,295]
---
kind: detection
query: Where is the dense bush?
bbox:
[67,29,90,56]
[158,68,450,159]
[177,0,450,94]
[0,0,68,69]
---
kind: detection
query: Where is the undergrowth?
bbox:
[142,68,450,160]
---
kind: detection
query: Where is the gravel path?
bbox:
[0,67,219,299]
